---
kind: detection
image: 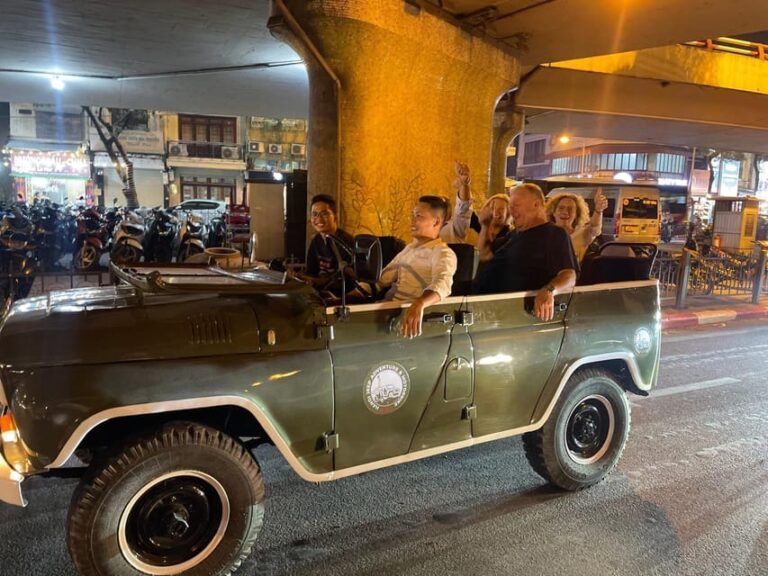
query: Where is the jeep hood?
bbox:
[0,286,261,368]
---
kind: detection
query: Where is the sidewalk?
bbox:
[661,293,768,329]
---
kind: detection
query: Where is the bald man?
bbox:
[474,183,578,321]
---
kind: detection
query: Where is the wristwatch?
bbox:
[545,283,556,294]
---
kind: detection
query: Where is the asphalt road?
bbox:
[1,320,766,576]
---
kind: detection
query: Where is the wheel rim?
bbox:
[118,470,230,575]
[77,245,97,268]
[565,394,615,464]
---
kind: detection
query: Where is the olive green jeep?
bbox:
[0,250,660,576]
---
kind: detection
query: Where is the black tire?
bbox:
[523,368,630,491]
[67,422,265,576]
[112,243,142,265]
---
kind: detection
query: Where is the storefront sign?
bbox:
[10,151,89,178]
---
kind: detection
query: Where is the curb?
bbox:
[661,304,768,330]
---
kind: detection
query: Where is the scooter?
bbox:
[0,206,37,300]
[177,212,207,262]
[144,208,178,263]
[111,209,145,265]
[73,207,116,271]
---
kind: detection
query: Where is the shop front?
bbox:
[9,149,93,205]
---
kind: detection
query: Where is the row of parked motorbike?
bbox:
[0,200,236,300]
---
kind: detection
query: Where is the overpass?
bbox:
[517,38,768,154]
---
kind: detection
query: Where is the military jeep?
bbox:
[0,248,660,576]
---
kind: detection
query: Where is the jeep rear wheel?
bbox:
[522,368,630,491]
[67,422,264,576]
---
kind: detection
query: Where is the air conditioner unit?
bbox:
[248,142,265,154]
[168,142,188,156]
[221,145,240,160]
[291,144,306,156]
[267,143,283,154]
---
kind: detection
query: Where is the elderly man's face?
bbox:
[510,189,540,230]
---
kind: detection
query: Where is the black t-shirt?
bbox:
[474,222,578,294]
[306,229,354,279]
[490,225,514,254]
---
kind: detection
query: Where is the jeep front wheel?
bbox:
[67,422,265,576]
[522,368,631,491]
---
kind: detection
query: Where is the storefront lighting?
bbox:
[558,135,571,144]
[614,172,634,183]
[50,75,65,90]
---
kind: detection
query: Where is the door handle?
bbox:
[424,313,453,324]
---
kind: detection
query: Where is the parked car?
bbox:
[0,235,661,576]
[172,199,227,225]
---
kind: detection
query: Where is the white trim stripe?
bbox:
[45,352,650,482]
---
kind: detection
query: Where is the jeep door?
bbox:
[329,298,473,469]
[463,291,569,436]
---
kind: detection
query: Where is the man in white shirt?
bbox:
[377,196,457,339]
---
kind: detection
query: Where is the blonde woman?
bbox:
[546,188,608,261]
[476,193,513,262]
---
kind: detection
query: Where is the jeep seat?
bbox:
[578,242,658,285]
[448,243,479,296]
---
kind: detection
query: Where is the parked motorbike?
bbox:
[144,208,178,263]
[0,206,37,300]
[30,200,73,271]
[177,212,207,262]
[73,206,117,271]
[206,214,227,249]
[111,209,145,265]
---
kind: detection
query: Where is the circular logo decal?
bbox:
[364,362,411,415]
[634,327,653,356]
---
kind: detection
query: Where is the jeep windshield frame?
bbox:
[109,262,301,295]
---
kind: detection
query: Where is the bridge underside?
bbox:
[517,45,768,153]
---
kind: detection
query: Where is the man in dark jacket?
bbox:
[297,194,353,290]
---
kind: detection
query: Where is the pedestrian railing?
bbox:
[652,245,768,308]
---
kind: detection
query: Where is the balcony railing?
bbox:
[168,141,242,160]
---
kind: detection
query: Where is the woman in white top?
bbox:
[545,188,608,262]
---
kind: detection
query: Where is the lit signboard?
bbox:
[10,151,89,178]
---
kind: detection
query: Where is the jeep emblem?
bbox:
[364,362,411,415]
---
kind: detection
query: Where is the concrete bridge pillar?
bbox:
[270,1,519,237]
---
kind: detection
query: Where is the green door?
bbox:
[329,300,471,470]
[464,292,569,436]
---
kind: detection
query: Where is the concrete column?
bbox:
[490,105,523,196]
[270,1,519,238]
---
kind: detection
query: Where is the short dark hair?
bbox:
[418,195,449,222]
[310,194,337,214]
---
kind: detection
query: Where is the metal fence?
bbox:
[651,247,768,307]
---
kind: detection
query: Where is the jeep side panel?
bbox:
[530,280,661,423]
[463,291,569,436]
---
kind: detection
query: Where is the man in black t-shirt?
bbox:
[297,194,353,290]
[474,183,578,321]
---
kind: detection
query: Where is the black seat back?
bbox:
[378,236,406,267]
[448,243,479,296]
[353,234,383,283]
[578,242,658,285]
